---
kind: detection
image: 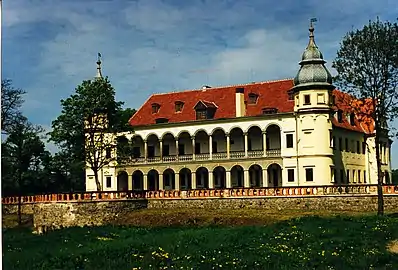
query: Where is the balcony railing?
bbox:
[119,149,282,165]
[2,185,397,205]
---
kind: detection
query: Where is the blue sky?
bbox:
[3,0,398,168]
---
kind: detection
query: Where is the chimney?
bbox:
[235,87,246,117]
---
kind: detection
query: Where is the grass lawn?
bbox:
[3,212,398,269]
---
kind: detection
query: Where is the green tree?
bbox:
[49,76,134,191]
[332,18,398,216]
[1,79,26,133]
[2,116,48,225]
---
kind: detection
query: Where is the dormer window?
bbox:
[155,118,169,124]
[248,93,259,104]
[349,113,355,126]
[175,101,184,112]
[151,103,160,114]
[194,100,217,120]
[262,107,278,114]
[337,110,343,123]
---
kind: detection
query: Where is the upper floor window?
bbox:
[106,148,112,159]
[304,94,311,105]
[248,93,259,104]
[175,101,184,112]
[151,103,160,114]
[196,110,207,120]
[262,107,278,114]
[194,100,217,120]
[286,134,294,148]
[155,118,169,124]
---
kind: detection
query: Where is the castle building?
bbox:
[85,24,393,192]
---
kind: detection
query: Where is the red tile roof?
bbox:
[128,79,374,134]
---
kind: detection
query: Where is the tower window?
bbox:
[151,103,160,114]
[337,110,343,123]
[317,93,325,104]
[304,94,311,105]
[248,93,259,104]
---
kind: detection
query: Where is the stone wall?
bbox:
[3,195,398,233]
[2,203,35,215]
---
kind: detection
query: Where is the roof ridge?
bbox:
[151,78,294,96]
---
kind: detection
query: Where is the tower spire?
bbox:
[308,18,317,47]
[96,52,103,79]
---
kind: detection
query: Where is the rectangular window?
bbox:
[347,169,350,183]
[196,110,207,120]
[286,134,294,148]
[106,176,112,188]
[317,93,325,104]
[288,169,294,182]
[106,148,112,159]
[304,94,311,105]
[305,168,313,182]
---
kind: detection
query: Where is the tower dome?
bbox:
[292,21,334,91]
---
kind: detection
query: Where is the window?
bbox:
[106,148,111,159]
[305,168,313,182]
[337,110,343,123]
[248,93,259,104]
[317,93,325,104]
[356,141,360,154]
[339,137,342,151]
[304,94,311,105]
[345,138,349,151]
[155,118,169,124]
[346,169,350,183]
[151,103,160,114]
[286,134,294,148]
[106,177,112,188]
[262,107,278,114]
[349,113,355,125]
[196,110,207,120]
[288,169,295,182]
[175,101,184,112]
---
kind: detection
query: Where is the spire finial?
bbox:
[309,18,317,45]
[96,52,103,79]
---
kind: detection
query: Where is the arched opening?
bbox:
[247,126,263,157]
[179,168,192,190]
[117,171,129,191]
[162,133,176,158]
[265,125,281,155]
[132,170,144,190]
[178,132,192,157]
[116,136,130,165]
[231,165,244,187]
[267,163,282,187]
[213,166,226,189]
[131,135,144,159]
[194,130,210,160]
[230,127,244,157]
[385,171,391,184]
[249,164,262,187]
[163,169,175,190]
[147,134,160,160]
[195,167,209,189]
[212,128,227,158]
[148,170,159,191]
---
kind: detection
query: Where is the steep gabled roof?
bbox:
[128,79,374,134]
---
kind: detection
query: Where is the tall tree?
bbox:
[49,76,132,191]
[332,18,398,216]
[2,116,48,225]
[1,79,26,133]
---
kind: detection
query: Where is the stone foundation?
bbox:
[3,195,398,233]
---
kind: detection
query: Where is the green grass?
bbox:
[3,214,398,270]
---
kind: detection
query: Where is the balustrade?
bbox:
[3,185,397,205]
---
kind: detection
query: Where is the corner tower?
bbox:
[291,19,335,185]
